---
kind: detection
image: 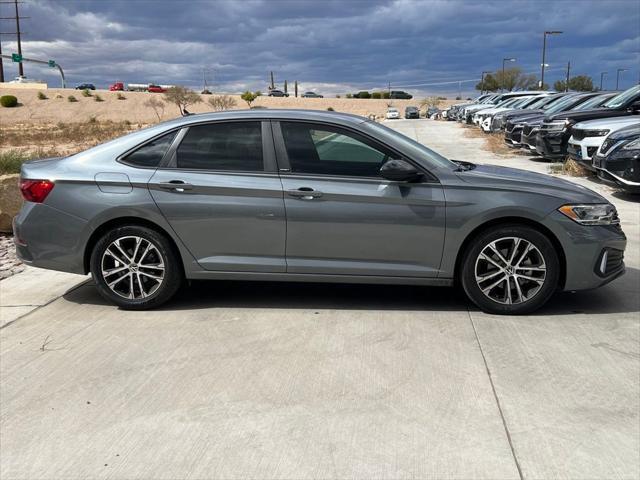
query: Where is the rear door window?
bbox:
[176,122,263,171]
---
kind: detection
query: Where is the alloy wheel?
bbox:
[100,236,165,299]
[474,236,547,305]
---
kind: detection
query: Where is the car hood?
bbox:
[547,107,634,123]
[573,116,640,130]
[455,163,605,204]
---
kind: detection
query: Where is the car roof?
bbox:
[154,109,370,129]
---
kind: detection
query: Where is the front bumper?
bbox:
[504,126,524,146]
[593,151,640,193]
[536,131,569,160]
[567,137,606,171]
[544,210,626,291]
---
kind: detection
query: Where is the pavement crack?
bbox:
[467,307,524,480]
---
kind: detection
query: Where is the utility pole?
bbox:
[600,72,607,91]
[480,70,491,94]
[0,34,3,82]
[294,80,298,98]
[565,61,571,92]
[0,0,28,79]
[387,81,391,97]
[270,71,274,90]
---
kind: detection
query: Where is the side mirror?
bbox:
[379,159,422,182]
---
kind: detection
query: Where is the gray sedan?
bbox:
[14,110,626,314]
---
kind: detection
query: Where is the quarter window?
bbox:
[122,131,177,167]
[280,122,393,177]
[176,122,263,171]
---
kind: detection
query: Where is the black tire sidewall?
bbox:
[461,225,560,315]
[90,225,182,310]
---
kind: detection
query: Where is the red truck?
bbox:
[109,82,124,91]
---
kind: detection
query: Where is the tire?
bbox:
[461,224,560,315]
[90,225,183,310]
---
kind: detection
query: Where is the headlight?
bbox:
[542,120,566,132]
[558,204,620,226]
[584,129,610,137]
[622,138,640,150]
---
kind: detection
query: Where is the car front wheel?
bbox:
[90,225,182,310]
[461,225,560,315]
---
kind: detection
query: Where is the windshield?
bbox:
[545,95,582,114]
[603,85,640,108]
[573,94,614,111]
[365,121,456,169]
[527,96,553,109]
[518,96,543,108]
[497,97,520,107]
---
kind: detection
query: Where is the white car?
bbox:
[568,116,640,170]
[8,75,44,84]
[385,108,400,119]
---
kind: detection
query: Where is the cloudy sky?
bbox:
[1,0,638,97]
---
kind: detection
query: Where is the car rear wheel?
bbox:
[90,225,182,310]
[461,225,560,315]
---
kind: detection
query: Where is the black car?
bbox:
[390,90,412,99]
[505,93,615,148]
[75,83,95,90]
[404,106,420,119]
[537,86,640,160]
[594,124,640,193]
[268,89,289,97]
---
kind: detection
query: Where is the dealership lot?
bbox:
[1,120,638,479]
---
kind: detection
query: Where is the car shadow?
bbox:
[63,266,640,317]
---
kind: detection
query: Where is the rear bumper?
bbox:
[13,202,88,274]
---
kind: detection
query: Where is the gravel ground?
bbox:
[0,234,24,280]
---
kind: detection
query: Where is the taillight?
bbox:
[19,179,55,203]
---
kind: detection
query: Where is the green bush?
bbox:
[81,89,92,97]
[327,107,334,111]
[371,92,382,99]
[67,95,78,103]
[0,148,60,174]
[37,91,48,100]
[94,94,104,102]
[345,93,353,99]
[356,91,371,99]
[0,95,18,108]
[116,93,126,100]
[382,92,390,99]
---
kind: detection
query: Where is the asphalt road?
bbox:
[1,119,638,480]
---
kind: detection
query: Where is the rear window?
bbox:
[122,131,177,167]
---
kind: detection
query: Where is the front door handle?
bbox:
[158,180,193,192]
[286,187,323,200]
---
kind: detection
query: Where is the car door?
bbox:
[148,120,287,272]
[273,120,446,277]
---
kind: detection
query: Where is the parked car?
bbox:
[537,85,640,160]
[109,82,125,91]
[594,124,640,193]
[268,89,289,97]
[148,84,167,93]
[302,92,323,98]
[503,92,618,146]
[567,116,640,170]
[386,107,400,119]
[389,90,412,99]
[14,110,626,314]
[478,95,542,131]
[404,106,420,119]
[461,92,538,124]
[75,83,96,90]
[511,92,604,153]
[488,93,553,132]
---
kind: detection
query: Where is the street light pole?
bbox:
[541,30,562,90]
[600,72,607,91]
[502,58,516,93]
[616,68,628,90]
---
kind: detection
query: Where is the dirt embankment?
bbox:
[0,87,457,125]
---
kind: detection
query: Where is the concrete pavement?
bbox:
[1,119,638,479]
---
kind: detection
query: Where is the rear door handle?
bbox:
[158,180,193,192]
[286,187,323,200]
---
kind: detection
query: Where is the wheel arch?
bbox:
[453,216,566,290]
[83,216,185,276]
